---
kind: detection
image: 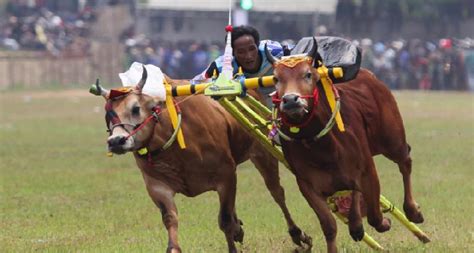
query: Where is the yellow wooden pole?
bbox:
[219,97,289,168]
[327,192,384,251]
[380,195,431,243]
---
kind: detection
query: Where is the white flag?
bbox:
[119,62,166,101]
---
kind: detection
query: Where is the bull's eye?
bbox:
[131,106,140,116]
[273,76,279,85]
[304,72,312,81]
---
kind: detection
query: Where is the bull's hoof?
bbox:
[292,246,313,253]
[349,225,365,242]
[234,226,244,243]
[166,246,182,253]
[375,217,391,233]
[404,203,424,224]
[289,227,313,248]
[228,246,238,253]
[300,232,313,248]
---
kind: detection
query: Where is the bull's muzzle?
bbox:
[281,93,308,121]
[107,135,133,154]
[282,94,301,110]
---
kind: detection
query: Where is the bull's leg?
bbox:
[348,191,364,241]
[217,172,243,253]
[249,154,312,248]
[396,152,424,224]
[142,174,181,253]
[297,178,337,253]
[360,161,391,233]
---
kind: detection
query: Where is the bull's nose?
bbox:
[282,94,300,110]
[108,136,127,147]
[282,94,299,103]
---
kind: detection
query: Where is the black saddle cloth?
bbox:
[290,36,361,83]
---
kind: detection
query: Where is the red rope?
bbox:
[125,106,162,139]
[124,99,182,140]
[272,88,319,128]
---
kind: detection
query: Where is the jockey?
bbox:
[192,25,285,107]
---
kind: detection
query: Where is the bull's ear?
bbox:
[135,65,148,92]
[89,78,109,99]
[145,96,161,111]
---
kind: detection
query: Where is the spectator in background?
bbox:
[360,38,375,70]
[120,28,472,92]
[1,0,95,56]
[192,43,210,76]
[464,43,474,91]
[439,38,467,90]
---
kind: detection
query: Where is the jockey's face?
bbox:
[233,35,261,73]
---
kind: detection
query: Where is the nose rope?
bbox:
[125,106,162,140]
[271,87,319,128]
[105,99,164,139]
[105,101,122,131]
[109,122,138,134]
[271,84,342,142]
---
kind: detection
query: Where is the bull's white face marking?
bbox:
[107,127,135,154]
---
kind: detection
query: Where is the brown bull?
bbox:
[93,68,312,253]
[266,43,424,252]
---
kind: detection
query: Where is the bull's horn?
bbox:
[306,37,318,60]
[89,78,109,98]
[307,37,322,67]
[265,43,278,65]
[135,65,148,91]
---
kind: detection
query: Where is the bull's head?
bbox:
[267,38,321,125]
[91,67,160,154]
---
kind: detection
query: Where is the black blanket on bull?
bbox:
[290,36,361,83]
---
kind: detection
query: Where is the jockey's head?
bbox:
[229,25,261,73]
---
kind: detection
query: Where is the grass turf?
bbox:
[1,90,473,252]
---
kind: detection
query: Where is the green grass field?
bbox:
[1,90,473,252]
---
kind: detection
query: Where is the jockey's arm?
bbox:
[191,61,219,84]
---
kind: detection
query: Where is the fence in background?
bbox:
[0,4,131,90]
[0,42,124,90]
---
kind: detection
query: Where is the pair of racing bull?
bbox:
[91,37,425,253]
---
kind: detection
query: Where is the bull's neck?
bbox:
[313,92,334,134]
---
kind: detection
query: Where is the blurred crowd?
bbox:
[1,0,95,56]
[124,34,474,91]
[1,1,473,90]
[357,37,473,91]
[123,36,222,79]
